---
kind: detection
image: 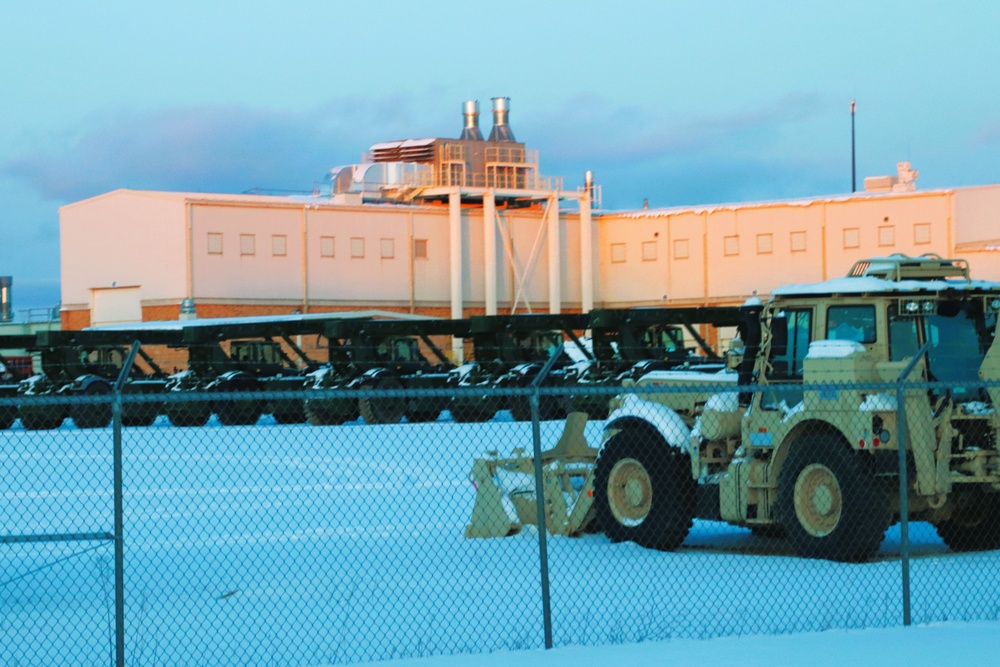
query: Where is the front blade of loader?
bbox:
[464,412,599,539]
[465,457,521,538]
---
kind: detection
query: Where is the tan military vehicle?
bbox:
[466,254,1000,562]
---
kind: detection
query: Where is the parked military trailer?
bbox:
[565,306,740,418]
[0,334,39,429]
[466,254,1000,562]
[14,330,170,429]
[449,313,591,423]
[306,317,471,425]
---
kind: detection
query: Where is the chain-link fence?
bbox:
[4,374,1000,666]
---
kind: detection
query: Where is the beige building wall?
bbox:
[60,190,188,311]
[59,184,1000,329]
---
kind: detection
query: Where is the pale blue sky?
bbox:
[2,1,999,312]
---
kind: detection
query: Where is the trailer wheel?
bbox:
[71,381,113,429]
[405,410,440,423]
[213,374,263,426]
[594,431,695,550]
[449,402,495,423]
[778,437,889,562]
[304,399,354,426]
[165,401,211,427]
[0,405,16,429]
[19,408,65,430]
[934,492,1000,552]
[358,376,405,424]
[509,395,566,423]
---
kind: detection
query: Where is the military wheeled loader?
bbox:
[466,254,1000,562]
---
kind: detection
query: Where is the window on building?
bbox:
[914,222,932,245]
[843,228,860,249]
[272,234,287,257]
[380,238,395,259]
[757,233,773,255]
[673,239,689,260]
[351,237,365,258]
[642,241,657,261]
[320,236,335,258]
[413,239,428,259]
[240,234,255,256]
[878,225,895,247]
[790,231,807,253]
[723,235,739,256]
[207,232,223,255]
[611,243,626,263]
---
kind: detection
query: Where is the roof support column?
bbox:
[547,193,561,314]
[449,189,464,362]
[484,189,498,316]
[580,190,594,313]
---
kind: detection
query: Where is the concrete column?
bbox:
[547,194,561,314]
[484,189,497,316]
[580,192,594,313]
[449,190,464,362]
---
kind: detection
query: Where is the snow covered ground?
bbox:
[345,621,1000,667]
[3,410,1000,666]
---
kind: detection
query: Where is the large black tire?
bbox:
[405,410,441,423]
[934,492,1000,552]
[20,408,65,430]
[71,382,113,429]
[0,405,17,429]
[122,402,160,427]
[304,398,355,426]
[593,431,695,550]
[215,398,263,426]
[449,401,496,423]
[509,395,566,423]
[165,401,212,427]
[358,377,405,425]
[778,438,889,562]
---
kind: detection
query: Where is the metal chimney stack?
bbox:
[0,276,12,323]
[460,100,484,140]
[488,97,516,142]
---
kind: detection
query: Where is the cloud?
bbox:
[971,120,1000,146]
[0,95,452,203]
[522,92,834,164]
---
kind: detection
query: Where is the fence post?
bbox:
[529,344,564,650]
[894,341,927,628]
[895,382,911,626]
[112,341,141,667]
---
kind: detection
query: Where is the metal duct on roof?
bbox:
[460,100,484,141]
[488,97,516,142]
[0,276,11,323]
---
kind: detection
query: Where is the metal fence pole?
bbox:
[529,390,553,650]
[529,344,564,650]
[894,341,927,628]
[113,341,141,667]
[895,382,911,626]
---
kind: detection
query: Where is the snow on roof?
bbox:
[611,189,954,219]
[85,310,436,332]
[772,276,1000,297]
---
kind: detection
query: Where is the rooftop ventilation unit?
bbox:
[488,97,516,142]
[460,100,484,141]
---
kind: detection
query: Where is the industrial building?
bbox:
[60,98,1000,337]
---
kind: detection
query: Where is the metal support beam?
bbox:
[484,190,497,316]
[449,190,464,362]
[580,189,594,313]
[547,194,560,314]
